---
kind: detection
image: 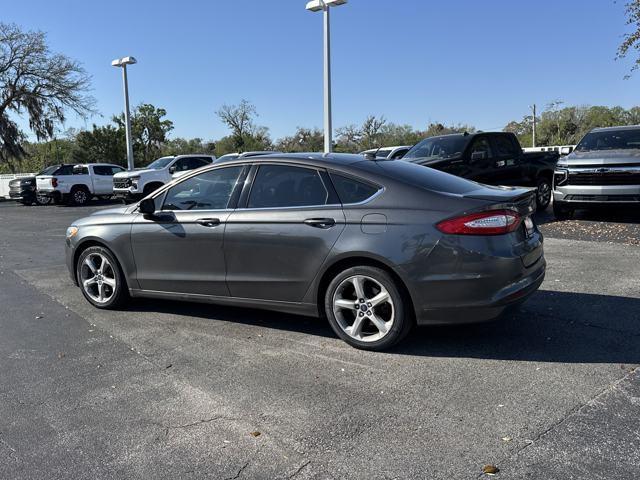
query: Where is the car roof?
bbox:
[224,152,368,167]
[590,125,640,132]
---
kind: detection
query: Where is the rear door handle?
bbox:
[304,218,336,229]
[196,218,221,227]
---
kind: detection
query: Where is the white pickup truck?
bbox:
[36,163,126,206]
[112,155,215,201]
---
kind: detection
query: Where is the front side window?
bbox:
[147,156,174,170]
[330,173,380,204]
[404,135,470,162]
[248,165,328,208]
[162,166,243,211]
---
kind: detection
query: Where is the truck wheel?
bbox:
[35,194,52,206]
[536,177,552,210]
[70,186,91,206]
[553,201,574,220]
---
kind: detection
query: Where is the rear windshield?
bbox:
[403,135,470,161]
[376,160,478,194]
[576,129,640,151]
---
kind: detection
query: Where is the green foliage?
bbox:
[503,104,640,146]
[114,103,174,164]
[215,99,272,153]
[275,127,324,152]
[74,124,126,166]
[0,22,94,172]
[618,0,640,77]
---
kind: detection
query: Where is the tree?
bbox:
[360,115,387,150]
[216,99,271,152]
[275,127,324,152]
[617,0,640,77]
[422,122,474,138]
[74,124,126,166]
[115,103,174,165]
[0,23,94,171]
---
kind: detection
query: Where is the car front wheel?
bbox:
[324,266,413,351]
[76,246,128,309]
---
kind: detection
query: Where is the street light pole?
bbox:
[530,103,537,148]
[323,6,332,154]
[112,56,137,171]
[306,0,347,154]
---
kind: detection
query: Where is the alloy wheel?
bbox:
[74,190,88,205]
[80,253,117,304]
[537,181,551,208]
[332,275,395,342]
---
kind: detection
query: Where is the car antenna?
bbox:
[364,146,383,161]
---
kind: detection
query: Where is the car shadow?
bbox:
[127,289,640,364]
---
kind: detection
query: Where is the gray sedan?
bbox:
[65,153,545,350]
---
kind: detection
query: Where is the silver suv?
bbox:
[553,125,640,218]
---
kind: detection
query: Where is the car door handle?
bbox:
[304,218,336,229]
[196,218,221,227]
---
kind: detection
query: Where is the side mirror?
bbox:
[139,197,156,215]
[470,151,487,162]
[560,146,573,155]
[168,166,176,174]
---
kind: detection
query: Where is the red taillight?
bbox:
[437,209,521,236]
[51,177,58,188]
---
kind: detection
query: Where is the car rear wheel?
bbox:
[324,266,413,351]
[536,177,552,210]
[76,246,128,309]
[70,186,90,206]
[35,194,52,206]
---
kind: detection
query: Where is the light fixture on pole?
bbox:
[111,56,137,171]
[306,0,347,153]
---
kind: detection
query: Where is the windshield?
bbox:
[37,165,60,176]
[146,156,174,169]
[576,129,640,151]
[403,135,470,161]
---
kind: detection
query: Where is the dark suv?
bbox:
[8,165,64,206]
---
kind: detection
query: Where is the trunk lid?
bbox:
[36,175,55,191]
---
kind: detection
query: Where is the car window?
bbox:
[492,135,518,157]
[54,165,75,176]
[469,137,493,160]
[73,166,89,175]
[390,148,409,160]
[162,166,243,211]
[173,158,192,172]
[93,165,121,176]
[330,173,380,204]
[248,165,328,208]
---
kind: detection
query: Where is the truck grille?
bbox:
[568,171,640,185]
[113,179,131,189]
[9,184,22,194]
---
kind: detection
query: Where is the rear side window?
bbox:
[492,135,518,157]
[54,165,75,176]
[248,165,328,208]
[93,165,122,176]
[330,173,380,204]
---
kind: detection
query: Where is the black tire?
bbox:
[76,246,129,309]
[536,177,552,210]
[324,266,414,351]
[553,201,574,220]
[69,186,91,206]
[35,194,53,206]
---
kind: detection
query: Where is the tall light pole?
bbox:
[530,103,537,148]
[111,56,137,171]
[306,0,347,153]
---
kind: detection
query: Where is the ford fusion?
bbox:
[65,153,545,351]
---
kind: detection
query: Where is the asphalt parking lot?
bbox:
[0,200,638,480]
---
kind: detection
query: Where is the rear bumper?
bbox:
[414,261,545,325]
[39,190,63,201]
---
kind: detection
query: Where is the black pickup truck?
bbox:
[402,132,559,209]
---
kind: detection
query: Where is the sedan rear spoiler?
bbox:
[463,186,537,215]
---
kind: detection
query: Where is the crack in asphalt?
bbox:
[477,366,640,478]
[284,460,311,479]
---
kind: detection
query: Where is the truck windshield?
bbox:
[146,156,175,169]
[403,135,469,162]
[576,129,640,151]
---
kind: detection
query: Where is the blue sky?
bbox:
[5,0,639,141]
